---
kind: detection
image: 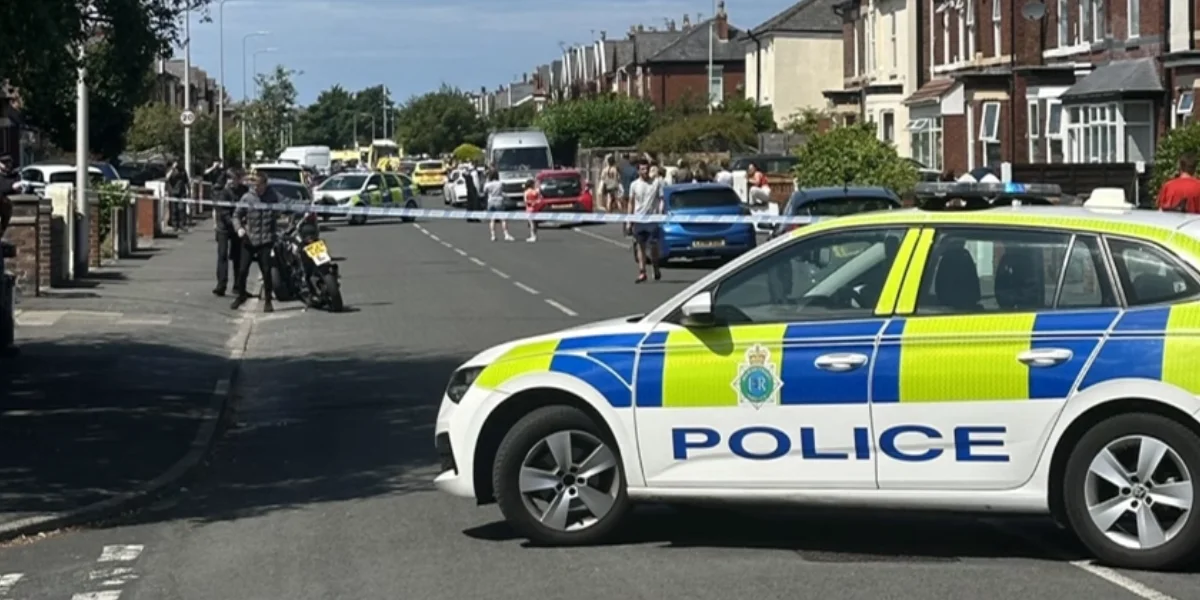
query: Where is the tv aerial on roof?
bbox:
[1021,1,1047,21]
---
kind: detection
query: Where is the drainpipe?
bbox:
[746,29,763,105]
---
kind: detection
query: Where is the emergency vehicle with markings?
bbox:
[434,183,1200,571]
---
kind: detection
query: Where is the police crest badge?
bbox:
[732,344,783,409]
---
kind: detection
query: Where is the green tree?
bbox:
[352,85,396,144]
[1151,123,1200,205]
[793,123,918,194]
[244,65,299,159]
[535,95,655,149]
[295,85,358,148]
[488,104,537,131]
[394,86,486,155]
[639,113,758,154]
[722,97,776,133]
[452,143,484,163]
[126,101,233,167]
[2,0,210,159]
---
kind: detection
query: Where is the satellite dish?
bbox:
[1021,1,1047,21]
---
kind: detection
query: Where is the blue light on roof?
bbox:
[1004,182,1027,193]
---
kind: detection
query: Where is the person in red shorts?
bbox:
[1158,153,1200,213]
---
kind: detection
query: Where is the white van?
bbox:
[279,146,332,175]
[486,129,553,205]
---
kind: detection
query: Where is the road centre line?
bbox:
[429,234,441,241]
[441,241,453,248]
[454,248,468,256]
[469,257,486,267]
[544,298,578,316]
[490,268,510,279]
[573,227,627,248]
[513,281,539,295]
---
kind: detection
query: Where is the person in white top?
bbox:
[625,161,665,283]
[714,158,733,186]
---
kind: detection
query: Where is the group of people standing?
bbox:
[209,163,282,313]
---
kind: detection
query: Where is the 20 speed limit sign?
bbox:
[180,110,196,126]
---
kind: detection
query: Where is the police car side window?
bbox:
[1107,238,1200,306]
[712,228,908,325]
[1056,235,1116,309]
[367,175,382,189]
[914,228,1072,315]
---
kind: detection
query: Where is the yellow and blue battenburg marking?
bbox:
[1080,303,1200,393]
[474,334,645,407]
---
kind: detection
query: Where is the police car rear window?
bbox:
[417,161,443,171]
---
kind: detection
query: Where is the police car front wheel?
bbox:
[1063,413,1200,571]
[492,406,630,545]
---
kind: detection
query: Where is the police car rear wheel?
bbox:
[1063,413,1200,570]
[493,406,629,545]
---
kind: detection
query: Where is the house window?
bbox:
[992,0,1001,56]
[1057,0,1069,47]
[1123,102,1153,163]
[1079,0,1092,44]
[709,64,724,106]
[1047,102,1065,162]
[910,117,944,170]
[942,9,950,65]
[957,4,966,61]
[890,10,898,68]
[1066,102,1133,163]
[1028,100,1042,162]
[966,0,976,59]
[1176,91,1195,128]
[929,1,936,70]
[1093,0,1105,41]
[867,9,877,73]
[854,20,862,74]
[980,101,1002,167]
[883,111,896,142]
[1127,0,1139,37]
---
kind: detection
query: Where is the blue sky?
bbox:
[180,0,802,105]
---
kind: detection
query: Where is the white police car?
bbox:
[435,184,1200,570]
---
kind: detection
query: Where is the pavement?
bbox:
[0,204,1198,600]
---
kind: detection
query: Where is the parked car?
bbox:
[15,164,105,197]
[770,186,902,239]
[527,169,593,217]
[632,183,756,264]
[443,168,470,206]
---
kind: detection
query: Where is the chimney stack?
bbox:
[668,19,676,31]
[682,14,691,29]
[523,72,528,83]
[628,24,637,37]
[715,1,728,41]
[636,24,644,32]
[600,30,607,40]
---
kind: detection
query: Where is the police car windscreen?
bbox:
[669,188,740,209]
[258,168,303,183]
[493,148,550,171]
[793,197,897,217]
[539,176,581,198]
[321,175,367,190]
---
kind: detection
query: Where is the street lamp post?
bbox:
[252,47,276,95]
[240,30,269,166]
[707,0,715,114]
[217,0,230,163]
[183,9,192,179]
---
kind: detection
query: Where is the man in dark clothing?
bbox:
[230,171,278,312]
[166,161,190,231]
[463,165,483,222]
[213,165,246,297]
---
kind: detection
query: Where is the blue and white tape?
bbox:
[167,195,824,226]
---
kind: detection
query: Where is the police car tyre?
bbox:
[492,406,629,545]
[1063,413,1200,571]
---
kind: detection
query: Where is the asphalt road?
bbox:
[2,206,1199,600]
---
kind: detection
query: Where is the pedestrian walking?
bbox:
[463,164,483,223]
[1158,153,1200,213]
[483,169,514,241]
[165,161,191,232]
[601,154,622,212]
[625,161,665,283]
[230,171,279,312]
[213,165,247,297]
[522,179,539,243]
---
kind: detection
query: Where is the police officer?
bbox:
[213,164,246,297]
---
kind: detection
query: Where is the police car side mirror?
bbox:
[680,291,716,327]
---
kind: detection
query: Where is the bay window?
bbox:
[910,117,944,170]
[867,9,877,73]
[882,111,895,142]
[1175,92,1194,128]
[1065,101,1154,163]
[1028,100,1042,162]
[1028,99,1065,163]
[980,102,1002,167]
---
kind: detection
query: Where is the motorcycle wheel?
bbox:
[316,267,344,312]
[271,265,295,302]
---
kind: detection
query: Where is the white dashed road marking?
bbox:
[513,281,539,295]
[97,545,144,562]
[89,567,138,586]
[429,234,441,241]
[469,257,486,267]
[1070,561,1178,600]
[490,268,510,279]
[15,310,67,326]
[71,592,122,600]
[0,573,23,596]
[441,241,453,248]
[454,248,468,256]
[574,227,627,248]
[544,299,578,316]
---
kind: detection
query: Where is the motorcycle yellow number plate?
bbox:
[304,241,328,258]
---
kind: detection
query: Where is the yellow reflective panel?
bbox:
[661,324,788,408]
[1163,302,1200,394]
[894,229,936,315]
[898,313,1035,403]
[874,228,922,316]
[475,339,558,390]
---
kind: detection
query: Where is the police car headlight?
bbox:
[446,366,483,403]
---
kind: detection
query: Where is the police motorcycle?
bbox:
[270,205,344,312]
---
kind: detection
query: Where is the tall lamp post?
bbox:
[252,47,277,95]
[240,30,269,166]
[183,8,192,179]
[216,0,235,163]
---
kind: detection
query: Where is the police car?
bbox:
[434,183,1200,571]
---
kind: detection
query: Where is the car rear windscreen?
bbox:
[257,168,304,183]
[417,161,443,171]
[669,188,741,209]
[539,176,582,198]
[271,184,311,202]
[790,196,896,217]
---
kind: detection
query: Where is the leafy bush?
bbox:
[452,143,484,163]
[1151,122,1200,203]
[639,113,758,155]
[534,95,656,149]
[96,181,132,244]
[794,124,918,194]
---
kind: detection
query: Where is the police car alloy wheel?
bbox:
[492,406,630,545]
[1063,413,1200,570]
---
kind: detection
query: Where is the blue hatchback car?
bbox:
[648,183,757,263]
[769,186,902,239]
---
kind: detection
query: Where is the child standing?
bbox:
[522,179,539,243]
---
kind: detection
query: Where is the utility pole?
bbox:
[707,0,715,114]
[381,86,388,140]
[183,9,192,179]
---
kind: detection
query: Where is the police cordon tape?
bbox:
[165,195,825,226]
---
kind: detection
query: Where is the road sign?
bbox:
[180,110,196,126]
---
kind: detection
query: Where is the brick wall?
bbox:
[646,61,745,110]
[943,114,969,175]
[4,195,51,296]
[88,200,100,269]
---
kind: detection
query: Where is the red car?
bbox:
[527,169,594,214]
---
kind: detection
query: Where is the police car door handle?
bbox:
[1016,348,1073,367]
[813,353,869,372]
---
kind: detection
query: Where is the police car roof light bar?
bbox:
[914,182,1064,211]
